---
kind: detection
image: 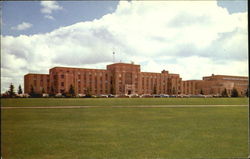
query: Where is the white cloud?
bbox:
[40,1,62,20]
[1,1,248,93]
[40,1,63,14]
[44,15,55,20]
[11,22,33,31]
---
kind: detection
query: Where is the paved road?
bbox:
[1,105,248,109]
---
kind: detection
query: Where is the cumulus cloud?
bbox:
[44,15,55,20]
[1,1,248,92]
[40,1,63,20]
[11,22,33,31]
[40,1,63,14]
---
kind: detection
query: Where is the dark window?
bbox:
[61,75,64,78]
[61,82,64,86]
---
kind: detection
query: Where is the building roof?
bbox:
[107,62,140,67]
[24,73,49,76]
[50,66,106,71]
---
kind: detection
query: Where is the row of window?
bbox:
[33,80,49,86]
[59,72,108,78]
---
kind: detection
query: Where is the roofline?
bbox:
[203,74,248,78]
[49,66,106,71]
[182,80,202,82]
[107,62,140,66]
[141,72,179,76]
[24,73,49,76]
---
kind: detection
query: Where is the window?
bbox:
[61,75,64,78]
[61,82,64,87]
[125,72,132,84]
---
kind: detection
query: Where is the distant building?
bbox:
[182,74,248,96]
[24,63,248,96]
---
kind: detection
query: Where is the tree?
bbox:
[85,87,92,98]
[172,87,176,95]
[1,91,10,98]
[29,85,42,98]
[50,86,55,97]
[42,88,45,94]
[110,86,114,95]
[153,84,157,94]
[221,88,228,97]
[8,83,16,98]
[18,85,23,94]
[69,84,75,97]
[245,88,249,97]
[29,85,35,97]
[231,88,239,97]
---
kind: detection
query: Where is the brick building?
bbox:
[24,63,248,96]
[24,74,50,94]
[182,74,248,96]
[24,63,182,95]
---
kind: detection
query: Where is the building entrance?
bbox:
[127,90,132,95]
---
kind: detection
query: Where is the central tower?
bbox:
[107,62,141,95]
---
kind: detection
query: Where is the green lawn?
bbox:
[1,97,248,107]
[1,106,248,159]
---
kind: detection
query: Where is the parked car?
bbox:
[153,94,161,98]
[140,94,153,98]
[96,94,108,98]
[204,95,213,98]
[189,94,205,98]
[160,94,169,98]
[169,95,177,98]
[129,94,139,98]
[77,94,86,98]
[108,94,115,98]
[55,93,64,98]
[116,94,129,98]
[42,93,49,97]
[16,93,30,98]
[212,94,221,98]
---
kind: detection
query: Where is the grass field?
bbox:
[1,98,249,159]
[1,97,248,107]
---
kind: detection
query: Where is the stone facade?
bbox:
[24,63,248,96]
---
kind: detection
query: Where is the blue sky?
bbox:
[2,1,118,36]
[2,1,247,36]
[1,1,248,93]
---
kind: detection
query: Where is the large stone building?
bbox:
[24,62,248,96]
